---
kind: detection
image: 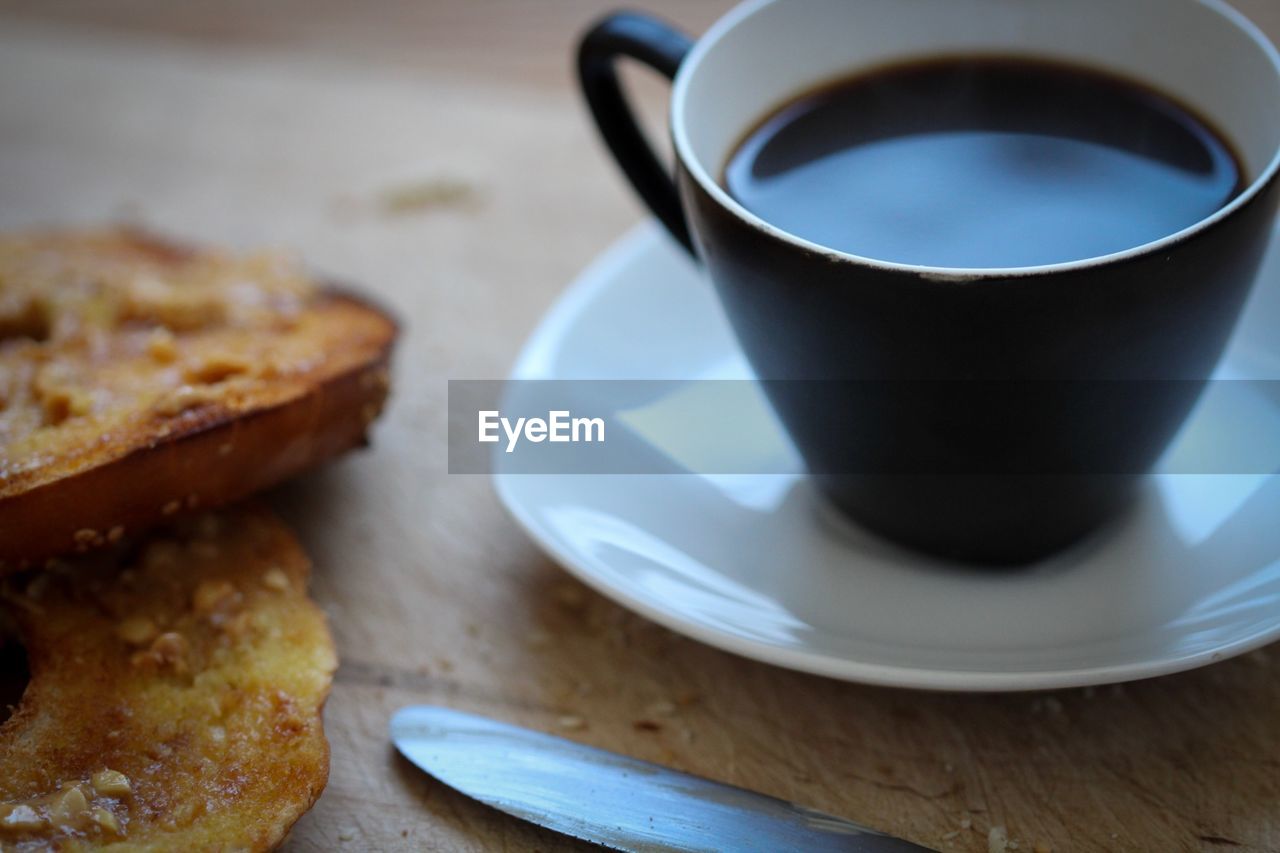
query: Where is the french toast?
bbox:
[0,229,396,569]
[0,503,335,850]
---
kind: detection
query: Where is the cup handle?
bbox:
[578,13,696,257]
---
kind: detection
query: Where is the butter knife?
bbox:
[390,705,934,852]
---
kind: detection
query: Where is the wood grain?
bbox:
[0,2,1278,851]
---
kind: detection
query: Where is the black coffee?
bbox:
[724,58,1245,268]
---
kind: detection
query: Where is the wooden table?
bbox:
[2,2,1279,850]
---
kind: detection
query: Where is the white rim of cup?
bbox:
[670,0,1280,281]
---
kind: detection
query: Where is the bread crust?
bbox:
[0,231,397,569]
[0,503,336,850]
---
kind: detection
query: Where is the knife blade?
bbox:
[390,705,935,852]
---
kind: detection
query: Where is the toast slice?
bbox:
[0,503,335,850]
[0,230,396,569]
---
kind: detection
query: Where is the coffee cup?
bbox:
[578,0,1280,564]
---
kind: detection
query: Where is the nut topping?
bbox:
[49,785,88,826]
[92,806,122,835]
[145,327,177,363]
[116,616,158,646]
[262,567,290,591]
[91,770,132,797]
[193,579,242,626]
[184,353,251,385]
[131,631,188,673]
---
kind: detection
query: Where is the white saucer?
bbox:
[494,223,1280,692]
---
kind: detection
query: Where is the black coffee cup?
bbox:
[578,0,1280,564]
